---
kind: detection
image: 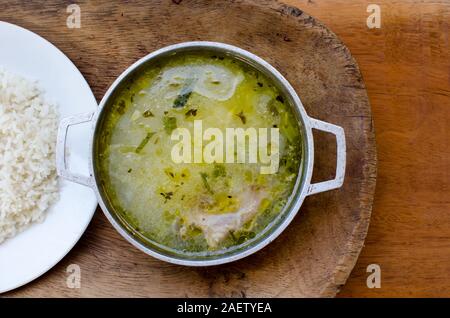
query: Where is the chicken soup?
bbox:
[96,52,302,254]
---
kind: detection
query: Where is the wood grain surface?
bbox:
[281,0,450,298]
[1,0,448,298]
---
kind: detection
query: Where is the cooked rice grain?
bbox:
[0,68,59,244]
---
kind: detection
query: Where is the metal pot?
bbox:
[56,42,346,266]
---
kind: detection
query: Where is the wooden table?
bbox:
[3,0,450,297]
[282,0,450,297]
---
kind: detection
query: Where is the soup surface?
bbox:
[97,52,302,255]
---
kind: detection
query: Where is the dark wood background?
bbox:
[2,0,449,297]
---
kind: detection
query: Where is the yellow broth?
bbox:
[96,52,302,254]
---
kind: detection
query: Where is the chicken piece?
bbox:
[149,64,243,102]
[184,188,266,248]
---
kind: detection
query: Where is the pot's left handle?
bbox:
[56,112,95,187]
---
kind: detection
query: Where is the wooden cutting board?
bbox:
[4,0,376,297]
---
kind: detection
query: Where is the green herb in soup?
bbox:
[97,53,302,254]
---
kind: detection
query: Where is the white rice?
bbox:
[0,68,59,244]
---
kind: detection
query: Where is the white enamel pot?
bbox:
[56,42,346,266]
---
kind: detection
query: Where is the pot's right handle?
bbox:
[307,117,346,196]
[56,112,95,187]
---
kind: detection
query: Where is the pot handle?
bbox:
[307,117,346,196]
[56,112,95,187]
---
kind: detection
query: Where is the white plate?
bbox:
[0,22,98,293]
